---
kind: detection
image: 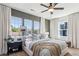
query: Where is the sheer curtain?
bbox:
[68,14,77,48]
[40,18,45,34]
[0,5,11,54]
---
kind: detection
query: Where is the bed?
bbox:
[22,38,68,56]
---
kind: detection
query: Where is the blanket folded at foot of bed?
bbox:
[31,42,61,56]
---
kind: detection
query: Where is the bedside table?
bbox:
[66,41,71,47]
[7,41,22,55]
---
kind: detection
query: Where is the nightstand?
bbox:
[66,41,71,47]
[7,41,22,55]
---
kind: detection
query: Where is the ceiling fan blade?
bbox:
[54,8,64,10]
[50,12,53,14]
[41,9,48,13]
[54,3,58,7]
[40,4,48,8]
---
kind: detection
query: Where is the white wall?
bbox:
[50,12,79,48]
[50,17,68,41]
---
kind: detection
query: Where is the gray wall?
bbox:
[45,20,50,36]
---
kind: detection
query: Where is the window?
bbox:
[58,22,68,37]
[24,19,40,35]
[34,21,40,34]
[11,9,41,36]
[24,19,32,34]
[10,17,40,36]
[10,16,22,36]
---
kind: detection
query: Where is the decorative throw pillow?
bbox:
[40,34,46,39]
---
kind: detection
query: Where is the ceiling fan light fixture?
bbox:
[48,9,54,12]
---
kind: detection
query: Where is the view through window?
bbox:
[34,21,40,34]
[24,19,32,34]
[10,16,22,36]
[10,16,40,36]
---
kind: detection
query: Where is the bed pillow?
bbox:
[40,34,49,39]
[40,33,49,40]
[32,34,41,41]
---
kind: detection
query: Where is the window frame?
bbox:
[10,16,41,36]
[10,9,41,36]
[58,21,68,37]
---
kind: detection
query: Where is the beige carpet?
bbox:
[64,48,79,56]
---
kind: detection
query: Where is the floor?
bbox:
[7,48,79,56]
[9,51,28,56]
[64,48,79,56]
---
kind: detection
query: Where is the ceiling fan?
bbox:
[40,3,64,14]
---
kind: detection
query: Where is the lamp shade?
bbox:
[20,26,26,31]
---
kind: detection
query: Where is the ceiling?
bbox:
[2,3,79,19]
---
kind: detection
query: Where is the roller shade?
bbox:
[11,9,41,21]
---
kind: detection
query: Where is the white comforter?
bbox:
[24,39,68,56]
[25,39,67,51]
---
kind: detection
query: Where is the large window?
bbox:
[10,16,22,36]
[10,9,40,36]
[34,21,40,34]
[24,19,32,34]
[24,19,40,34]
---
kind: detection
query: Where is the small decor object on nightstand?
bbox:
[20,26,26,35]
